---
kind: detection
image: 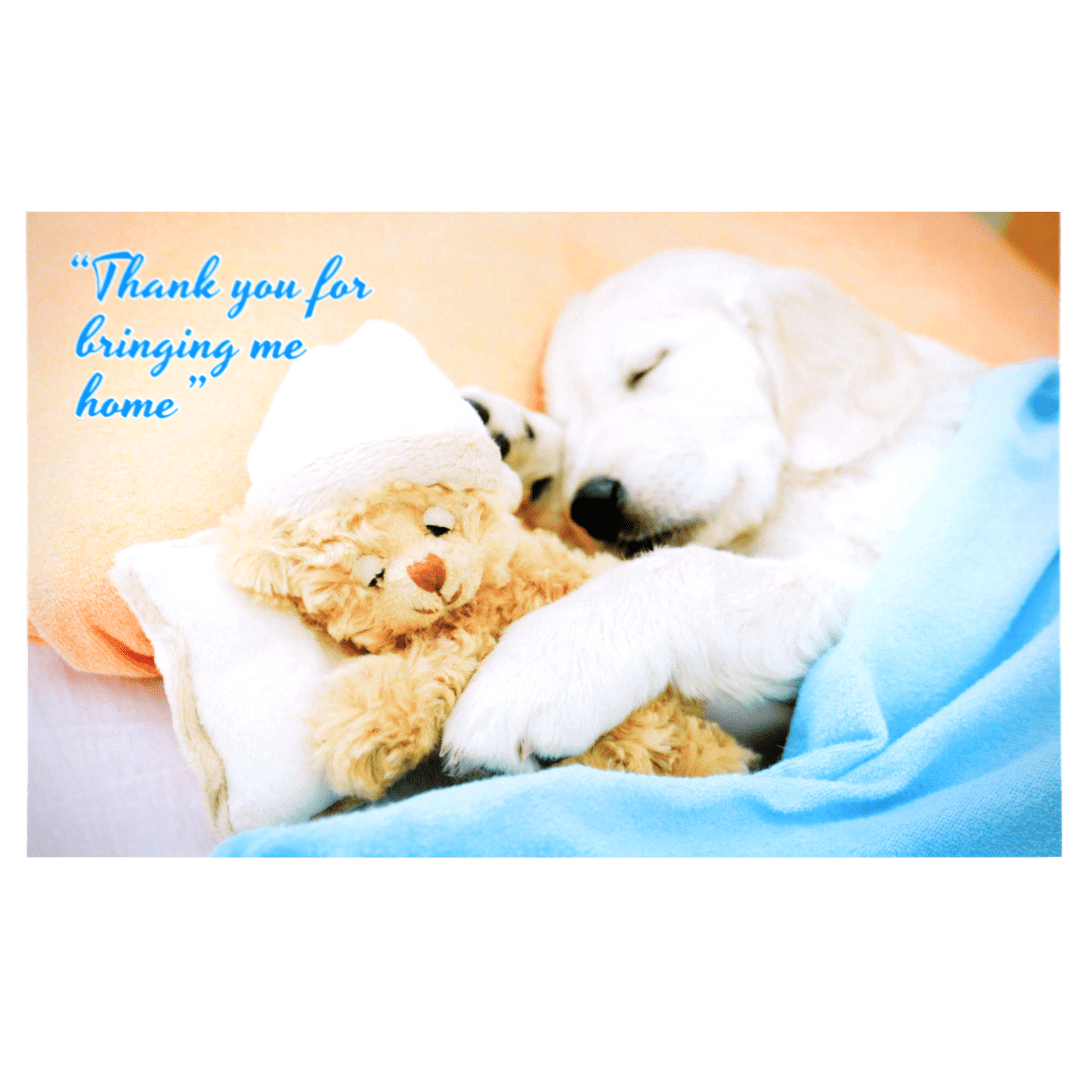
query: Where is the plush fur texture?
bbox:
[219,480,755,800]
[441,250,988,775]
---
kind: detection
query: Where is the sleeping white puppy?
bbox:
[442,249,986,774]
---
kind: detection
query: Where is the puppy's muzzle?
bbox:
[407,553,447,593]
[570,477,629,544]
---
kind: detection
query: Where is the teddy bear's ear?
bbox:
[217,506,299,599]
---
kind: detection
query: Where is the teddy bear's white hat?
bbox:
[246,320,522,517]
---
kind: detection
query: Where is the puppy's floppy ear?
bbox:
[739,268,930,472]
[217,505,302,599]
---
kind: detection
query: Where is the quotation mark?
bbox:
[189,375,207,388]
[71,254,91,268]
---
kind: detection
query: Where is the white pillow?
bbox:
[111,533,350,838]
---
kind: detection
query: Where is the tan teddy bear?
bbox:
[219,478,757,801]
[217,320,756,804]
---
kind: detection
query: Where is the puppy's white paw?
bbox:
[459,387,565,511]
[440,579,670,775]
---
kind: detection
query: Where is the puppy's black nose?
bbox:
[570,477,628,543]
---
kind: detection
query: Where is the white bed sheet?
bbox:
[27,644,216,857]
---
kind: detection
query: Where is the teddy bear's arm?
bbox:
[309,636,484,801]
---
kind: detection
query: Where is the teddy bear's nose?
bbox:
[407,553,446,593]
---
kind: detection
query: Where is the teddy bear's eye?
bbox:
[351,555,385,588]
[423,506,455,537]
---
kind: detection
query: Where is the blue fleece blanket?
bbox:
[215,359,1060,858]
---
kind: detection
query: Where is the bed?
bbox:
[26,211,1060,857]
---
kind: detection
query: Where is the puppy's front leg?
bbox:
[441,547,866,775]
[310,641,481,801]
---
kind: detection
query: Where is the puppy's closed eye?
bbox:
[627,348,670,389]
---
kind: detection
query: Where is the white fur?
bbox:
[442,250,985,774]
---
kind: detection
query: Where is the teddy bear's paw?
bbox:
[312,718,434,802]
[309,713,388,800]
[309,655,445,800]
[551,692,762,778]
[459,387,565,510]
[677,715,761,777]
